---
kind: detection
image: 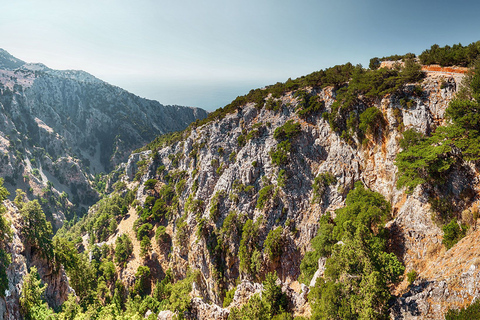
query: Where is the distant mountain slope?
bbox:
[0,49,207,221]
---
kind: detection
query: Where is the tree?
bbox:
[264,227,283,261]
[239,219,261,276]
[303,183,404,320]
[262,272,287,317]
[20,266,52,320]
[20,200,53,259]
[369,57,381,70]
[133,266,151,296]
[144,179,157,190]
[115,234,133,266]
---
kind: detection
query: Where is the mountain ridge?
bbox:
[0,49,208,224]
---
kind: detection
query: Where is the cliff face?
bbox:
[104,70,471,318]
[0,49,207,223]
[0,200,71,320]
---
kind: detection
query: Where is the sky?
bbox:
[2,0,480,111]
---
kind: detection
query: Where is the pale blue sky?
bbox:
[2,0,480,110]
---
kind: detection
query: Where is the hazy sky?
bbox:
[2,0,480,111]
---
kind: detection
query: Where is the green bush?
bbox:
[133,266,151,296]
[407,270,417,285]
[144,179,157,190]
[359,106,383,135]
[237,134,246,147]
[140,236,152,259]
[273,120,301,141]
[270,140,291,166]
[115,234,133,266]
[155,226,169,245]
[312,172,336,203]
[209,191,223,221]
[223,287,236,308]
[294,91,324,118]
[303,183,404,319]
[175,215,189,249]
[277,169,287,188]
[239,219,262,276]
[442,220,468,250]
[446,299,480,320]
[257,185,274,209]
[264,227,283,261]
[136,223,152,240]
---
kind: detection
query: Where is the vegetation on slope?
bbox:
[301,183,404,320]
[0,179,11,297]
[7,40,480,319]
[395,59,480,248]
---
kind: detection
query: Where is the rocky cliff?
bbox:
[82,68,474,318]
[0,200,71,320]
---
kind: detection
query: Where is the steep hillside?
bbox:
[3,42,480,320]
[0,49,207,225]
[52,52,479,319]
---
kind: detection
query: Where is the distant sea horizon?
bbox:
[108,77,277,112]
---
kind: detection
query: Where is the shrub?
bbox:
[294,91,324,118]
[144,179,157,190]
[223,287,236,308]
[446,298,480,320]
[237,134,246,147]
[136,223,152,240]
[140,236,152,259]
[175,215,189,249]
[257,185,274,209]
[239,219,262,276]
[312,172,336,203]
[133,266,151,296]
[277,169,287,188]
[359,106,383,135]
[407,270,417,285]
[209,191,223,221]
[264,227,283,261]
[270,140,291,166]
[115,234,133,266]
[155,226,169,244]
[442,220,468,250]
[273,120,301,141]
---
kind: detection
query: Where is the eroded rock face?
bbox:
[115,72,465,318]
[0,200,72,320]
[391,223,480,319]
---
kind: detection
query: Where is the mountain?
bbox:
[0,49,207,224]
[2,42,480,320]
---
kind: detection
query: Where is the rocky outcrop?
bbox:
[392,220,480,319]
[112,70,467,318]
[0,200,72,320]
